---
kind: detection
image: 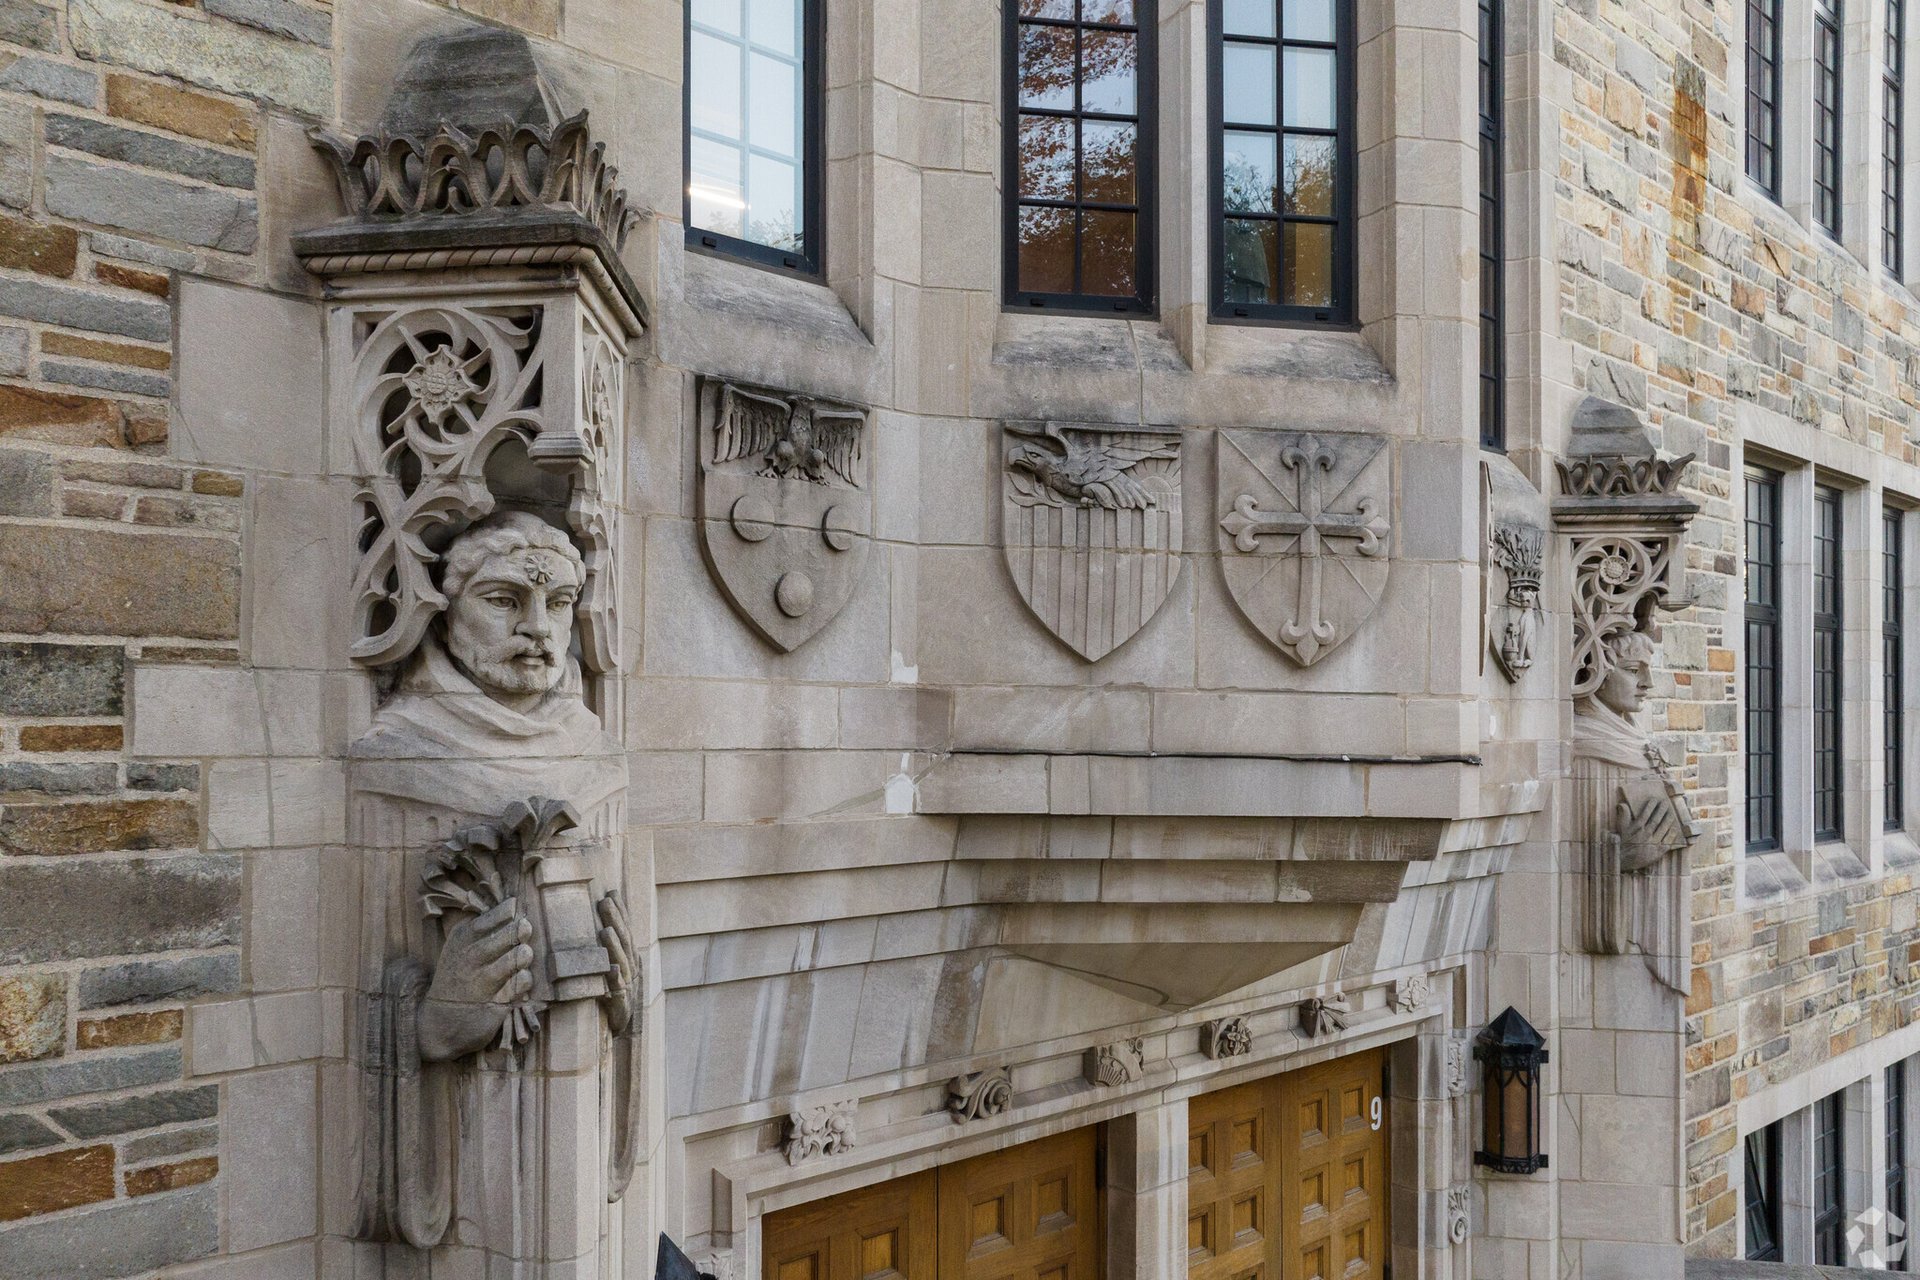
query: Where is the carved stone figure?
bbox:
[1444,1037,1469,1097]
[1489,523,1545,680]
[785,1099,858,1165]
[1299,992,1351,1040]
[947,1067,1014,1123]
[1392,974,1431,1014]
[1202,1016,1253,1060]
[1002,422,1184,661]
[1084,1038,1147,1086]
[699,379,871,651]
[352,514,639,1257]
[1218,431,1392,665]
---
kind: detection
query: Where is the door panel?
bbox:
[762,1168,938,1280]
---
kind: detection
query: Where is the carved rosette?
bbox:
[785,1100,859,1165]
[1084,1038,1147,1087]
[1202,1016,1254,1060]
[947,1068,1015,1123]
[1392,974,1431,1014]
[1298,993,1351,1040]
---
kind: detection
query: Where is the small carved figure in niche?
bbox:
[785,1100,858,1165]
[1490,523,1545,680]
[1572,626,1698,994]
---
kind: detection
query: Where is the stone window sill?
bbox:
[1740,841,1871,907]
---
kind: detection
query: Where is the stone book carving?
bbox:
[1218,431,1392,665]
[698,379,871,652]
[1001,421,1184,661]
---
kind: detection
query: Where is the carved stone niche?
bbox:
[1553,397,1703,997]
[297,27,647,1276]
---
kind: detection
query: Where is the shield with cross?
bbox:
[1216,430,1393,666]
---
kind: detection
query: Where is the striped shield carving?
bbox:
[1000,422,1184,661]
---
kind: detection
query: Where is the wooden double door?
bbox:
[762,1127,1102,1280]
[1188,1048,1392,1280]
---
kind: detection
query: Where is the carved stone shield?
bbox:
[1001,422,1183,661]
[698,379,870,652]
[1216,430,1392,665]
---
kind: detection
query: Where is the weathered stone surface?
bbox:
[0,1047,179,1106]
[87,232,195,273]
[0,384,122,445]
[127,762,197,792]
[0,210,78,276]
[0,276,169,341]
[0,858,240,965]
[189,470,242,496]
[0,798,199,855]
[125,1155,217,1196]
[0,325,24,376]
[0,974,64,1063]
[78,954,238,1008]
[106,75,256,150]
[94,263,170,298]
[0,762,118,795]
[0,2,57,51]
[45,154,258,253]
[121,1123,215,1163]
[20,725,125,752]
[0,1145,115,1221]
[0,448,54,517]
[0,99,29,210]
[0,54,97,107]
[0,526,239,639]
[204,0,331,46]
[69,0,330,115]
[50,1084,217,1137]
[41,332,170,371]
[42,359,171,399]
[60,457,183,489]
[0,643,124,717]
[77,1009,181,1049]
[0,1184,217,1276]
[0,1114,61,1156]
[47,113,256,189]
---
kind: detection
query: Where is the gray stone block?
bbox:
[127,762,200,793]
[0,762,118,795]
[0,99,29,209]
[87,232,196,272]
[68,0,330,116]
[0,1112,62,1155]
[0,276,170,342]
[203,0,331,46]
[0,55,97,107]
[0,324,25,376]
[0,447,53,517]
[40,359,171,399]
[46,113,256,190]
[121,1122,216,1163]
[0,642,125,716]
[0,1185,217,1278]
[78,953,239,1008]
[50,1083,218,1137]
[0,1046,179,1107]
[0,855,241,965]
[45,154,257,253]
[0,2,58,51]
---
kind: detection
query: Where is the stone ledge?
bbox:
[1687,1263,1890,1278]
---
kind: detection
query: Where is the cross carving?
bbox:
[1219,437,1391,664]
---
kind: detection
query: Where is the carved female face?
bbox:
[443,547,581,700]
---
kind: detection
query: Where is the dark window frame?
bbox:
[1889,506,1907,832]
[1002,0,1159,316]
[1815,484,1845,844]
[1889,0,1907,274]
[1891,1061,1910,1270]
[1748,467,1786,854]
[1479,0,1506,452]
[681,0,828,279]
[1816,0,1846,238]
[1206,0,1358,327]
[1745,1123,1784,1262]
[1748,0,1785,197]
[1815,1090,1848,1266]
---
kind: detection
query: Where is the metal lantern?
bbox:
[1474,1007,1550,1174]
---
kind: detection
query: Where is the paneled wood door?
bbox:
[1188,1048,1390,1280]
[761,1128,1102,1280]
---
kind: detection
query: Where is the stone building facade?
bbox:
[0,0,1912,1278]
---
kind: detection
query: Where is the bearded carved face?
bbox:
[443,545,582,701]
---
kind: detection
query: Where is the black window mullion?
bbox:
[1890,0,1907,273]
[1890,507,1907,833]
[1748,468,1785,853]
[1816,0,1846,237]
[1893,1063,1911,1271]
[1815,1091,1848,1266]
[1479,0,1505,452]
[1746,1124,1783,1261]
[1816,485,1845,844]
[1749,0,1784,196]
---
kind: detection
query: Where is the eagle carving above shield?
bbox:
[698,379,871,652]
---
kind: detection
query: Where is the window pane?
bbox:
[1018,204,1076,294]
[1283,46,1337,128]
[747,153,800,250]
[1020,23,1077,109]
[1223,218,1279,303]
[748,0,798,54]
[690,31,743,137]
[748,52,798,158]
[1080,209,1138,294]
[1223,41,1278,126]
[1283,133,1335,214]
[689,136,746,239]
[1283,220,1334,307]
[1223,131,1278,213]
[1081,120,1137,204]
[1019,0,1074,16]
[695,0,742,37]
[1019,114,1076,200]
[1223,0,1275,36]
[1283,0,1334,41]
[1081,30,1138,114]
[1083,0,1135,23]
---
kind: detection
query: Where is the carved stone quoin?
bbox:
[1001,421,1184,661]
[1084,1038,1147,1087]
[785,1100,858,1165]
[1555,397,1702,997]
[1298,992,1351,1040]
[1202,1016,1253,1060]
[1218,431,1392,665]
[1489,522,1545,680]
[698,379,872,652]
[947,1067,1015,1124]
